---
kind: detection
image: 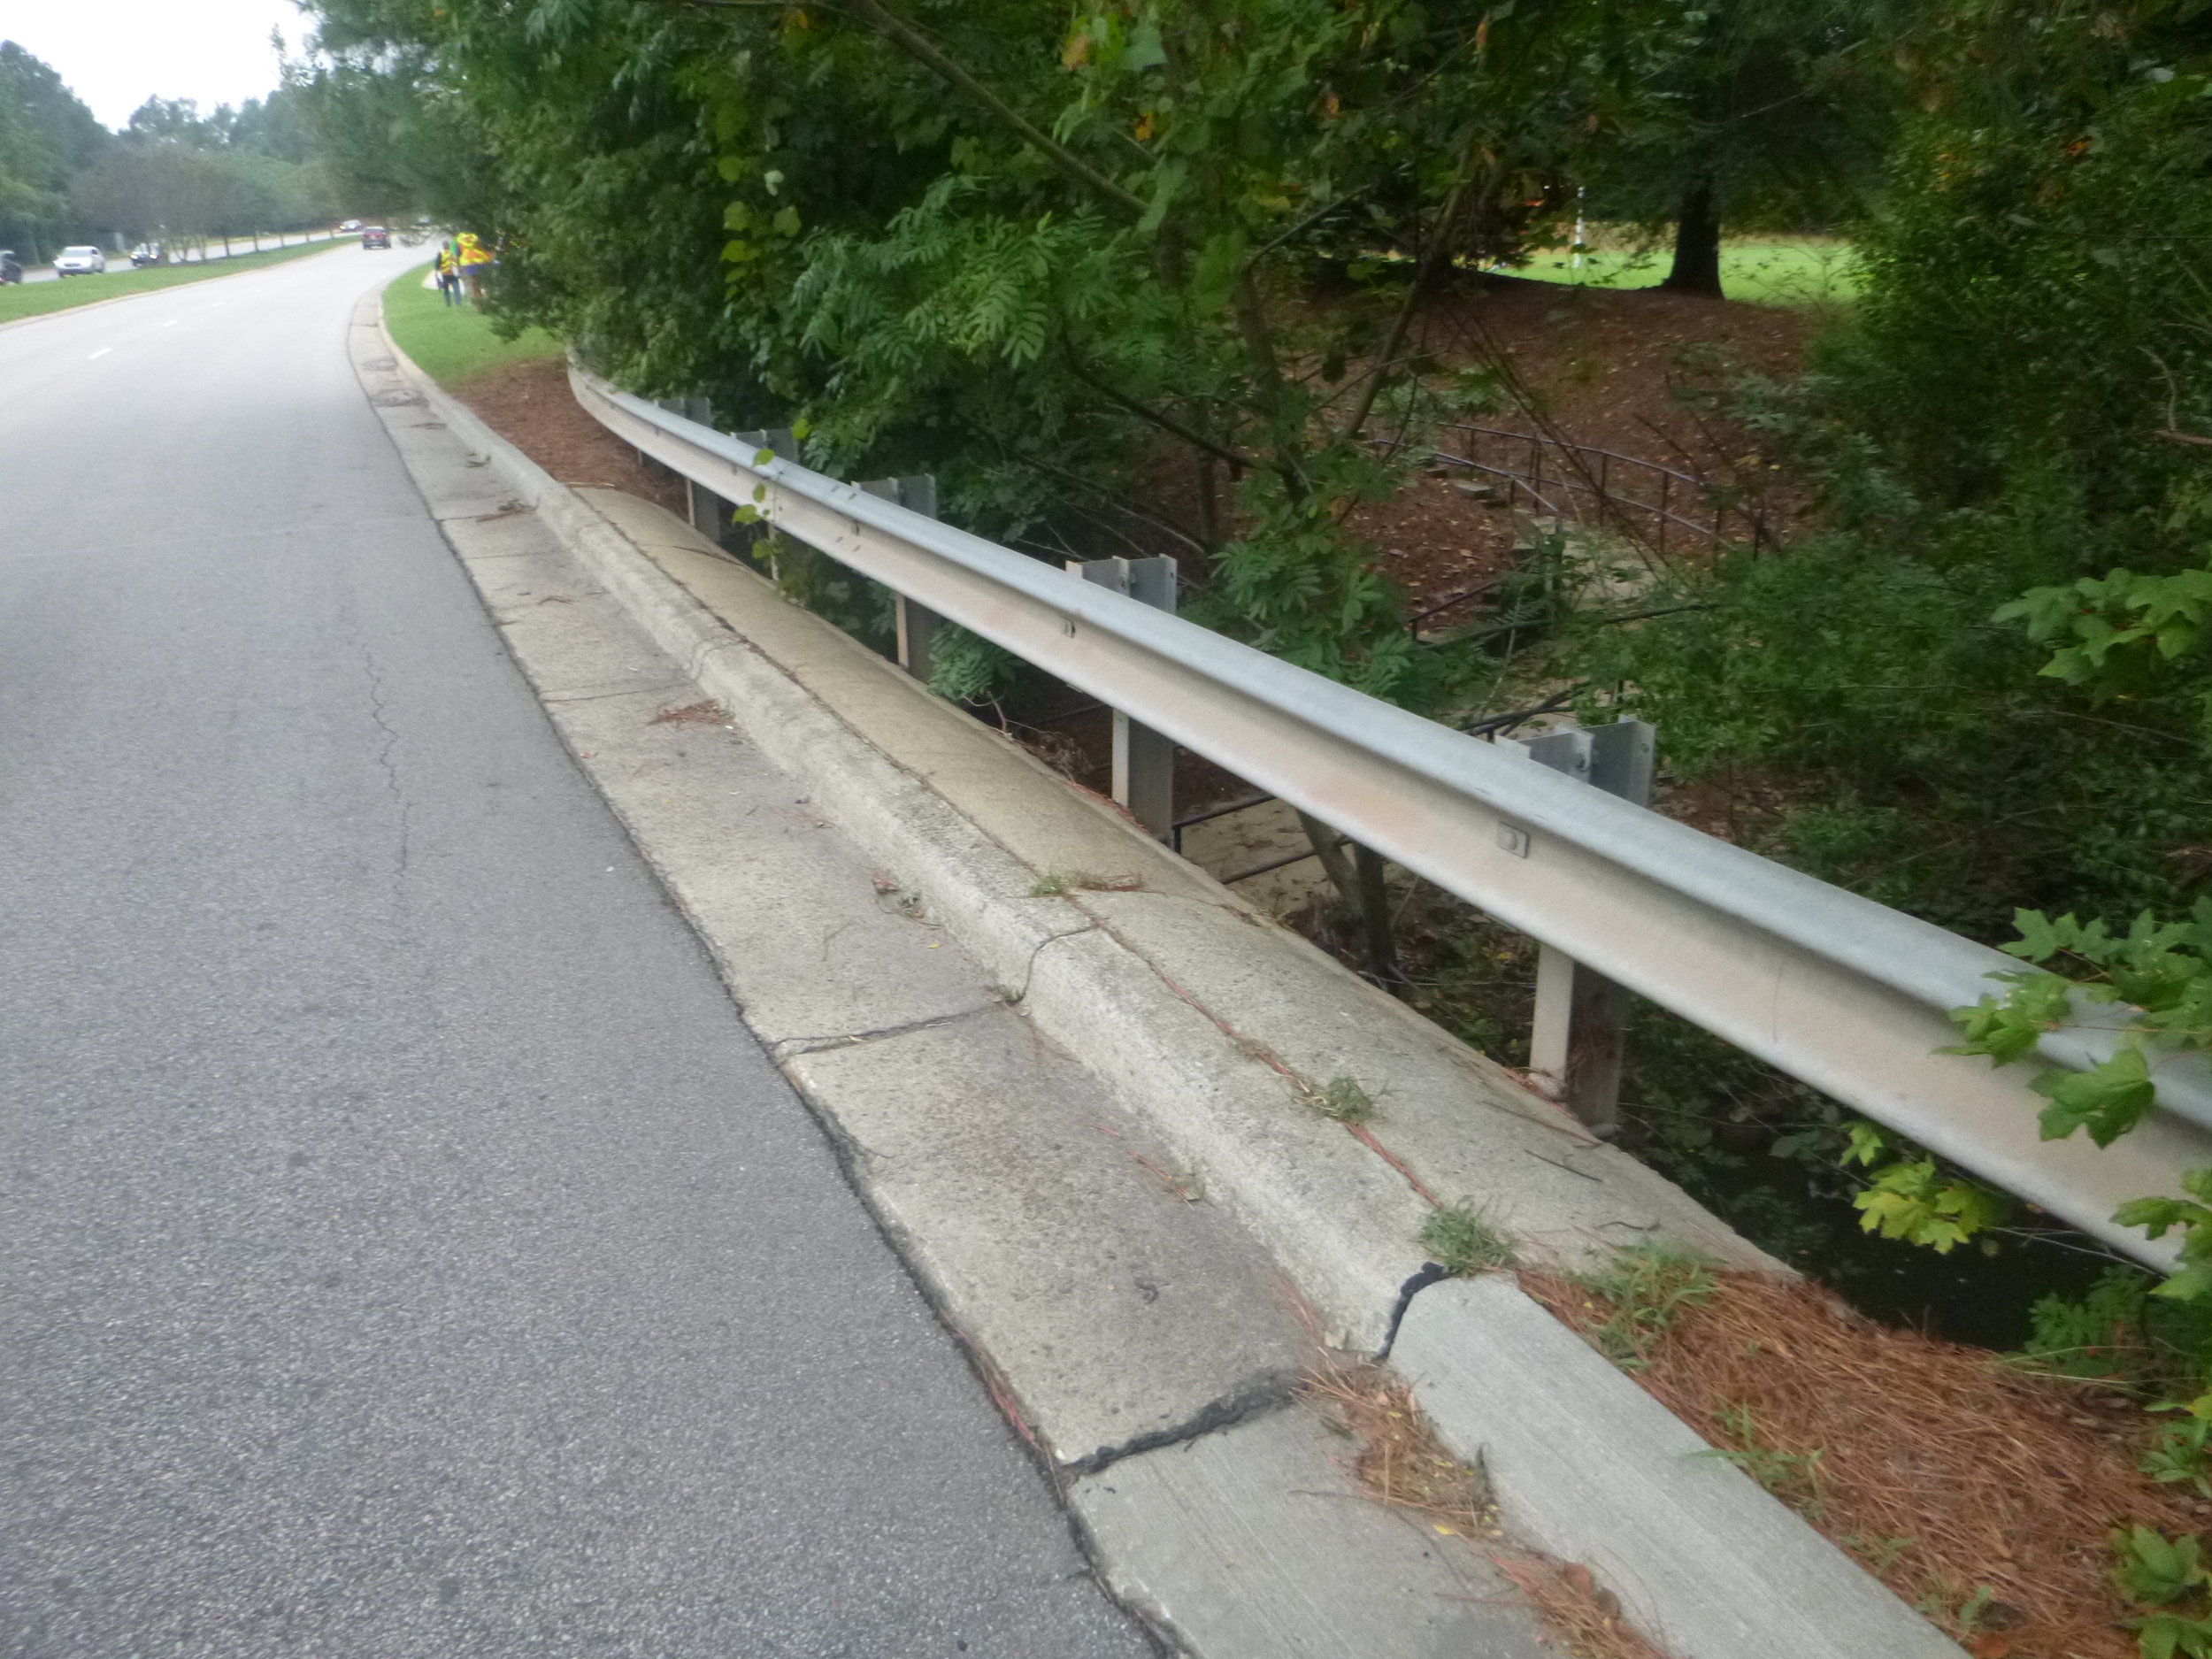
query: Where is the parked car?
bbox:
[339,219,363,233]
[360,226,391,250]
[129,244,159,268]
[53,245,105,277]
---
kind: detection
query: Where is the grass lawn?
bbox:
[1511,236,1863,309]
[0,239,349,325]
[381,265,562,388]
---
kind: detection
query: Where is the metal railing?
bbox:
[1429,424,1769,553]
[573,366,2212,1270]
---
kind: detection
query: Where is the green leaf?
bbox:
[1841,1121,1888,1167]
[2034,1048,2157,1146]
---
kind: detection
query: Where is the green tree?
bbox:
[1571,0,2212,935]
[1576,0,1900,296]
[300,0,1664,703]
[0,42,105,259]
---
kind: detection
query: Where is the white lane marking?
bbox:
[87,348,111,359]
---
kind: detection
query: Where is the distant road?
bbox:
[19,235,344,283]
[0,246,1147,1658]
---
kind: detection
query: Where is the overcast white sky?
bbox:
[0,0,311,130]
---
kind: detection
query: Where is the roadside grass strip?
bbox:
[0,240,348,325]
[382,267,562,390]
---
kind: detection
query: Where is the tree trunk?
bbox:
[1660,177,1724,298]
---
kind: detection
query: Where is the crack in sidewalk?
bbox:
[1063,1371,1302,1477]
[769,1002,998,1059]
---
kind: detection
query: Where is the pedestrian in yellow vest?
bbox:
[457,233,492,303]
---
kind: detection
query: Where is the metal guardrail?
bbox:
[573,366,2212,1269]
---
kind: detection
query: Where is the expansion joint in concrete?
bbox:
[1374,1263,1453,1362]
[1062,1371,1302,1477]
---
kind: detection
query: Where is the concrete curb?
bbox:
[371,311,1967,1659]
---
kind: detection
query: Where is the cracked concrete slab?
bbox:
[370,334,1310,1472]
[1071,1402,1552,1659]
[787,1011,1310,1467]
[434,520,997,1045]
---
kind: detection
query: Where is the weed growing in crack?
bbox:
[1422,1204,1517,1275]
[1312,1076,1378,1124]
[1028,870,1143,897]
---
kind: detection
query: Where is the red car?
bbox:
[361,226,391,250]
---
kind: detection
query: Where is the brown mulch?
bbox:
[1349,276,1818,620]
[1417,276,1813,476]
[1127,276,1823,629]
[1519,1267,2206,1658]
[450,356,687,517]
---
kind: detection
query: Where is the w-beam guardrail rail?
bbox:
[575,366,2212,1269]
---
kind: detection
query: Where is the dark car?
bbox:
[361,226,391,250]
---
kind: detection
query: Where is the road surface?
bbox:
[0,248,1150,1657]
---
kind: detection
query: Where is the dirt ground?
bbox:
[1354,276,1817,618]
[448,357,688,518]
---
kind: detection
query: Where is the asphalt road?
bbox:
[0,248,1151,1657]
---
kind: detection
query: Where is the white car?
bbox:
[339,219,363,233]
[53,246,105,277]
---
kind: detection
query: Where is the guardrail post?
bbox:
[859,476,944,681]
[1522,719,1656,1135]
[668,398,743,550]
[1067,557,1178,840]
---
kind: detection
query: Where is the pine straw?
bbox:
[1304,1364,1671,1659]
[1517,1266,2208,1658]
